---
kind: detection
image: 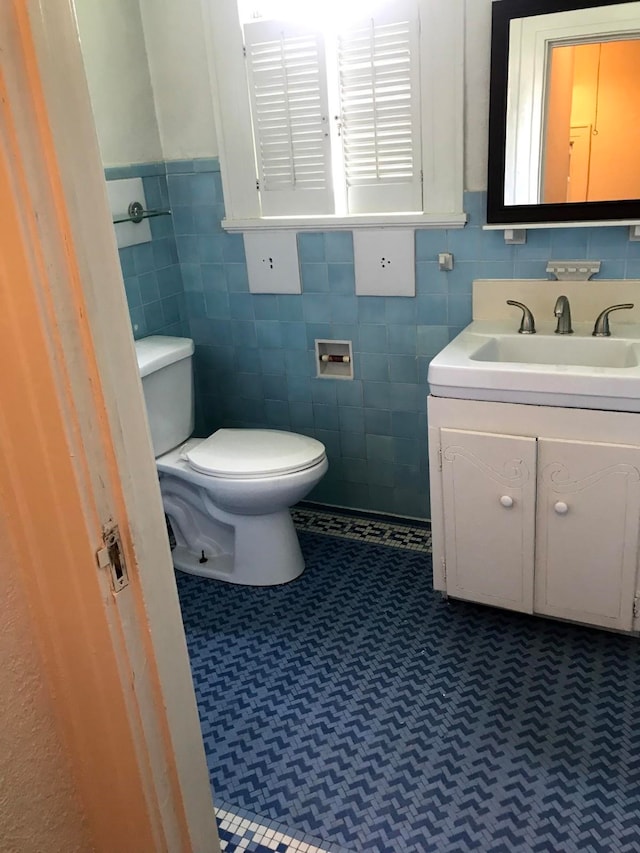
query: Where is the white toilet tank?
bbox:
[134,336,195,457]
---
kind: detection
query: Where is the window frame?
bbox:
[200,0,466,231]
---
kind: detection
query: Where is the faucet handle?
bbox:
[592,304,634,337]
[506,300,536,334]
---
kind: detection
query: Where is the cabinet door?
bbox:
[441,429,536,613]
[535,438,640,632]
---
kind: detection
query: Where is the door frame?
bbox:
[1,1,219,848]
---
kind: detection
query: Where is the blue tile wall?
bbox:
[105,163,189,341]
[114,157,640,520]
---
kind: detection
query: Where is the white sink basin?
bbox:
[428,321,640,412]
[470,335,638,369]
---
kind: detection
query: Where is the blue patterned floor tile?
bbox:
[178,511,640,852]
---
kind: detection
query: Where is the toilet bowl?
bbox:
[135,336,328,585]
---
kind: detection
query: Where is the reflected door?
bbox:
[567,125,592,202]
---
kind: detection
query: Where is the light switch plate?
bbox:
[244,231,301,294]
[106,178,151,248]
[353,229,415,296]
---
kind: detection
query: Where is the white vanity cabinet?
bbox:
[429,397,640,633]
[440,429,537,614]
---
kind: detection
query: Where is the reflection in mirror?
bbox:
[543,38,640,203]
[487,0,640,225]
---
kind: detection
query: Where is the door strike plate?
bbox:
[96,520,129,592]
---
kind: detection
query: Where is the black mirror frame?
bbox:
[486,0,640,225]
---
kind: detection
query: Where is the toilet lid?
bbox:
[184,429,326,478]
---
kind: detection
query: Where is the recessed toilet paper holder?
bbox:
[315,340,354,380]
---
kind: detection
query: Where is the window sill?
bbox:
[222,212,467,232]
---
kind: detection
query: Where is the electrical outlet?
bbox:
[354,229,415,296]
[438,252,454,271]
[244,231,301,294]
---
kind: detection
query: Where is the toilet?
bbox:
[135,335,328,585]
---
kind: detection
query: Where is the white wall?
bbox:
[464,0,492,192]
[139,0,219,160]
[74,0,163,166]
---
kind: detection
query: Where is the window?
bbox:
[202,0,465,230]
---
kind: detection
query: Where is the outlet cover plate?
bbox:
[354,229,415,297]
[244,231,301,294]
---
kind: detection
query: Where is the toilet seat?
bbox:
[184,429,326,479]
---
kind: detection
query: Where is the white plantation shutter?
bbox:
[337,1,422,214]
[244,20,334,216]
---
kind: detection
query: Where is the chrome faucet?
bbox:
[592,303,634,336]
[506,300,536,334]
[554,295,573,334]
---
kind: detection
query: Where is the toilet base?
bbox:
[158,450,325,586]
[171,508,305,586]
[172,547,235,581]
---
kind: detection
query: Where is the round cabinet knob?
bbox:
[554,501,569,515]
[500,495,514,508]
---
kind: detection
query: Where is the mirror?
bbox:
[487,0,640,225]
